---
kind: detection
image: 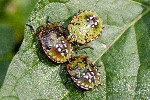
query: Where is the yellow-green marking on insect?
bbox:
[68,10,104,44]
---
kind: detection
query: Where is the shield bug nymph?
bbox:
[66,56,101,91]
[68,10,104,45]
[26,16,73,63]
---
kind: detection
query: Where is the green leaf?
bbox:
[0,0,150,99]
[0,24,15,88]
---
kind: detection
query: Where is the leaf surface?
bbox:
[0,0,150,99]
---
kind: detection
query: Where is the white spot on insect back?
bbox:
[77,81,81,83]
[62,41,65,43]
[88,72,93,79]
[93,76,96,79]
[81,83,85,86]
[97,73,100,76]
[66,49,68,53]
[73,77,77,81]
[91,24,95,28]
[59,44,63,48]
[84,84,89,88]
[90,17,93,19]
[89,68,92,71]
[58,48,61,52]
[87,18,90,21]
[61,53,64,56]
[84,75,89,79]
[94,22,98,26]
[91,72,94,75]
[89,79,92,83]
[64,44,67,47]
[55,44,59,48]
[82,73,85,76]
[80,85,85,89]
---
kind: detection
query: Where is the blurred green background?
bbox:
[0,0,38,88]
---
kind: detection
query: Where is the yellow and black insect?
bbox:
[66,56,101,91]
[68,10,104,45]
[26,17,73,63]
